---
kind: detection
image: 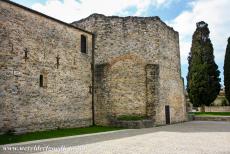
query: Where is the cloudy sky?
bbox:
[12,0,230,86]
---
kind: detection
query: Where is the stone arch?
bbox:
[108,53,146,68]
[106,54,147,116]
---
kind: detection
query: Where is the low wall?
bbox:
[202,106,230,112]
[194,116,230,121]
[110,119,154,129]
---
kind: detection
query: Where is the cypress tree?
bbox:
[187,21,221,107]
[224,37,230,102]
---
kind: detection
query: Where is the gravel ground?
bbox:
[2,121,230,154]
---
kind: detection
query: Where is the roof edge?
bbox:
[1,0,93,35]
[73,13,178,34]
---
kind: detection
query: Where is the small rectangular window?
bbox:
[81,35,87,53]
[40,75,43,87]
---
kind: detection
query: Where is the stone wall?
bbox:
[194,116,230,121]
[146,64,159,123]
[94,55,148,125]
[0,1,187,132]
[73,14,187,125]
[0,1,93,133]
[198,106,230,112]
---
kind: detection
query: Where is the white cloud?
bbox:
[168,0,230,66]
[32,0,173,23]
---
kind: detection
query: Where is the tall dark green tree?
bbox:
[224,37,230,102]
[187,21,221,107]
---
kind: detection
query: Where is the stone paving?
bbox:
[1,121,230,154]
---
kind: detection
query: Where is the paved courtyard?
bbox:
[1,121,230,154]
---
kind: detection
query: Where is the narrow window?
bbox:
[40,75,43,87]
[56,55,60,69]
[24,48,29,61]
[81,35,87,53]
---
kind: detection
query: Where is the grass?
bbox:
[117,115,148,121]
[0,126,123,145]
[192,112,230,116]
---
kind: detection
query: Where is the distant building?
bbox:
[211,90,229,106]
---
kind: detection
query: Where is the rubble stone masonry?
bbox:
[73,14,187,125]
[0,0,187,133]
[0,1,93,133]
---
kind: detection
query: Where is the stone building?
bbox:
[0,0,93,133]
[73,14,187,126]
[0,0,187,134]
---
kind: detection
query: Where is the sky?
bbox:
[12,0,230,86]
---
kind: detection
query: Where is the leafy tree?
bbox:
[224,37,230,102]
[187,21,221,107]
